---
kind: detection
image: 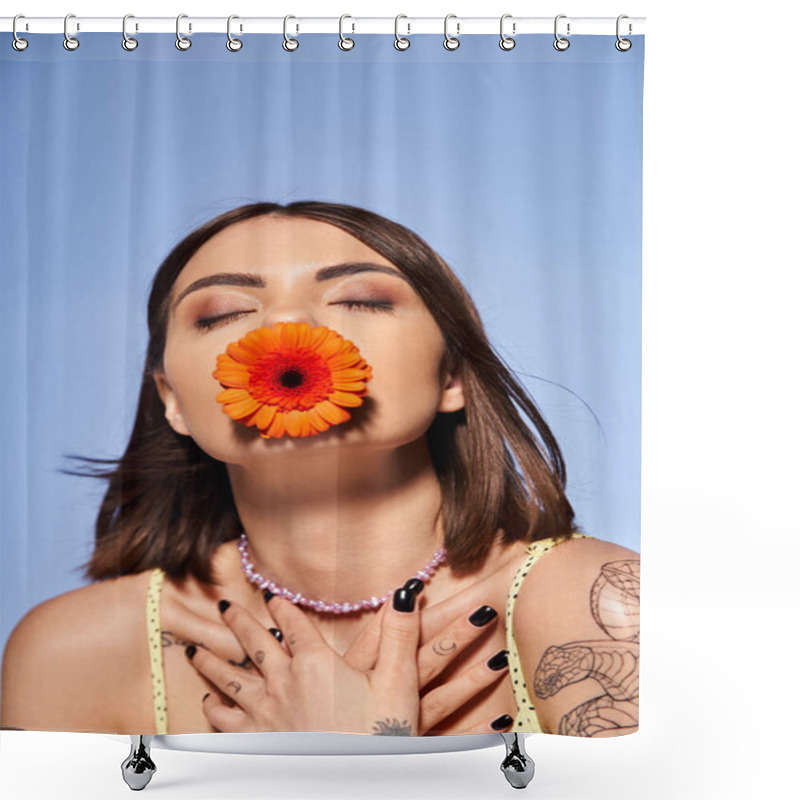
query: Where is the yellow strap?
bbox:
[505,533,593,733]
[146,567,168,735]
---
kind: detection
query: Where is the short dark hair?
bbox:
[68,201,579,585]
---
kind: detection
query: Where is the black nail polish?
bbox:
[218,599,230,614]
[263,588,275,603]
[269,627,283,642]
[393,587,416,612]
[487,649,508,671]
[185,644,197,660]
[468,605,498,627]
[403,578,425,595]
[491,714,514,730]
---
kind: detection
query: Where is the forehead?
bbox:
[176,216,393,285]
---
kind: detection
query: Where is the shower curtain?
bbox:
[0,23,644,739]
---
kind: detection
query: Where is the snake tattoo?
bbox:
[533,559,639,737]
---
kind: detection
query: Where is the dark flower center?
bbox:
[279,369,304,389]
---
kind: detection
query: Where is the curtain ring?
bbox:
[176,13,191,51]
[12,14,29,51]
[553,14,570,51]
[283,15,299,51]
[615,15,632,51]
[443,14,460,51]
[339,14,355,50]
[227,15,243,52]
[63,13,80,51]
[499,13,516,50]
[394,14,410,51]
[122,14,138,51]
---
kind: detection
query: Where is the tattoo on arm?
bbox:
[533,559,640,737]
[372,718,413,736]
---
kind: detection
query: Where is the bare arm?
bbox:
[1,579,145,733]
[513,537,640,737]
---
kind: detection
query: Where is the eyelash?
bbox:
[195,301,396,330]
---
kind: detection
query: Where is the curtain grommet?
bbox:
[394,15,410,51]
[443,14,460,51]
[615,15,632,51]
[339,15,355,51]
[63,13,80,51]
[12,14,29,51]
[553,14,570,51]
[226,15,243,52]
[175,14,191,51]
[122,14,138,51]
[499,14,516,50]
[283,15,299,51]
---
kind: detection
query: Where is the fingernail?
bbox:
[403,578,425,595]
[487,649,508,671]
[185,644,197,660]
[202,692,211,702]
[263,588,275,604]
[218,599,230,614]
[491,714,513,730]
[269,627,283,642]
[393,587,416,613]
[468,605,498,627]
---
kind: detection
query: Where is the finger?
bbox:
[422,712,516,736]
[418,648,509,732]
[184,642,261,711]
[217,599,290,679]
[418,604,500,689]
[373,586,422,694]
[162,598,289,664]
[342,601,388,672]
[262,589,330,656]
[417,569,507,646]
[200,690,253,732]
[162,606,246,663]
[344,578,426,672]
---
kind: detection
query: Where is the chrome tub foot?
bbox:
[499,732,535,789]
[121,735,156,790]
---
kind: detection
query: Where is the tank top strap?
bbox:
[505,532,594,733]
[146,567,168,735]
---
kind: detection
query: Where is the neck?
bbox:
[226,438,447,606]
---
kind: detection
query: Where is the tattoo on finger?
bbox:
[432,639,457,656]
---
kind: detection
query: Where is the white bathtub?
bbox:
[105,731,536,789]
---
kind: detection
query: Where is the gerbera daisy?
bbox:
[212,321,373,439]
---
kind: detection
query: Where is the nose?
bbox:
[257,298,319,331]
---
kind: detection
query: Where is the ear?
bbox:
[152,369,191,436]
[437,355,465,413]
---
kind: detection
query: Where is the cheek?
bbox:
[163,344,228,437]
[363,333,445,425]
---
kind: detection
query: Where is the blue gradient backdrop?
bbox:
[1,33,644,650]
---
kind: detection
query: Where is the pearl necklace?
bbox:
[237,532,448,615]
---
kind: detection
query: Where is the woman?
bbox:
[1,201,639,737]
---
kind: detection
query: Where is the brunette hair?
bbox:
[69,201,579,585]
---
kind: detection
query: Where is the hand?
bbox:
[186,584,424,734]
[185,574,513,735]
[344,577,514,734]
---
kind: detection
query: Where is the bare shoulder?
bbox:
[512,535,640,737]
[1,571,153,733]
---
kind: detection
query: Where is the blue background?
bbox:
[1,33,644,651]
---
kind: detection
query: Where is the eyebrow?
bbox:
[171,262,411,314]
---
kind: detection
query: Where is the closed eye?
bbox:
[333,300,396,314]
[195,300,395,331]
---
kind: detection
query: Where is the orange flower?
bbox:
[212,322,373,439]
